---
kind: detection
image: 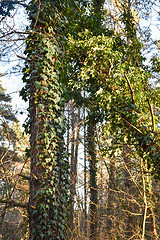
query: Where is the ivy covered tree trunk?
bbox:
[21,0,70,239]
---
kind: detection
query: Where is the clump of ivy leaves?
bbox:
[20,0,71,239]
[63,15,160,180]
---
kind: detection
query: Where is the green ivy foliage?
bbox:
[21,0,71,239]
[63,28,160,179]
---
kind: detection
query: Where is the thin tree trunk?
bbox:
[88,123,98,240]
[67,102,70,161]
[83,103,87,236]
[87,1,105,239]
[123,143,133,238]
[107,156,116,239]
[150,206,158,240]
[126,0,131,47]
[141,158,147,240]
[70,99,75,231]
[74,106,81,237]
[74,106,81,180]
[141,159,158,240]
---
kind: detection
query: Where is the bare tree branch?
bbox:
[124,73,135,105]
[147,98,155,132]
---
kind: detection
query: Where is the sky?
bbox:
[0,5,29,127]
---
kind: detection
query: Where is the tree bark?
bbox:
[88,123,98,240]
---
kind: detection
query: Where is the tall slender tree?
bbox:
[87,2,105,239]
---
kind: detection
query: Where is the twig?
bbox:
[124,73,135,105]
[32,0,41,33]
[147,98,155,132]
[16,54,27,60]
[18,172,30,180]
[71,0,81,12]
[116,110,143,135]
[53,15,60,29]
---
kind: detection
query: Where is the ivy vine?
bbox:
[21,0,70,239]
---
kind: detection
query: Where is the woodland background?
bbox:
[0,0,160,239]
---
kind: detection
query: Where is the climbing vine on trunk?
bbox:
[21,0,70,239]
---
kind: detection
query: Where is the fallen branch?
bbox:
[0,199,27,208]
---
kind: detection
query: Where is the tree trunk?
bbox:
[87,1,105,239]
[22,1,70,238]
[88,123,98,240]
[107,156,116,239]
[70,100,76,231]
[123,144,133,238]
[83,103,87,236]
